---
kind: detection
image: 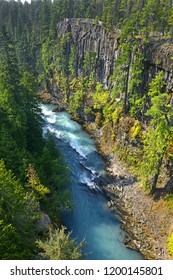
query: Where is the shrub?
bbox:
[167,230,173,257]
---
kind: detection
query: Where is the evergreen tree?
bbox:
[140,72,173,193]
[36,227,85,260]
[0,160,40,259]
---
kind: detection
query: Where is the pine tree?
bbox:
[36,226,85,260]
[140,72,173,193]
[0,160,40,259]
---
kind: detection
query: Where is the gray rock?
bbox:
[56,19,173,94]
[37,213,51,232]
[57,19,120,88]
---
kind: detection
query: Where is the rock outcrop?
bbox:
[56,19,173,93]
[146,39,173,92]
[57,18,120,88]
[104,180,172,260]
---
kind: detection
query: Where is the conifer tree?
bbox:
[0,160,40,259]
[140,72,173,193]
[36,227,85,260]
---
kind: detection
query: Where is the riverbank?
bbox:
[104,157,173,260]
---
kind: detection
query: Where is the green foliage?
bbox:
[166,195,173,209]
[130,120,142,141]
[93,81,123,127]
[0,160,40,259]
[140,127,163,191]
[36,134,72,220]
[0,220,20,259]
[111,107,123,125]
[0,0,172,44]
[111,44,131,114]
[69,45,77,76]
[26,164,50,201]
[93,82,109,110]
[120,12,141,44]
[167,230,173,257]
[168,7,173,37]
[140,72,173,193]
[67,76,96,118]
[83,51,97,76]
[129,48,146,118]
[36,226,85,260]
[0,26,73,259]
[68,89,86,116]
[102,0,116,29]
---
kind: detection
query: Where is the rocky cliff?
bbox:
[56,19,173,92]
[57,18,120,88]
[146,39,173,92]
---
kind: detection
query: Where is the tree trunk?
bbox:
[150,155,164,194]
[124,51,132,114]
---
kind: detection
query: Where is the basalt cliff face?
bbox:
[56,19,173,92]
[146,40,173,92]
[57,19,120,87]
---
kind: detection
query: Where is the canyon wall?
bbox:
[56,18,173,93]
[57,19,120,87]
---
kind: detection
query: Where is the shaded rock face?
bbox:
[56,19,173,92]
[146,40,173,92]
[57,19,120,88]
[37,213,51,232]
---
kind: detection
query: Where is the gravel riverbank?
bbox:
[103,155,173,260]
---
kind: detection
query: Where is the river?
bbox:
[41,104,143,260]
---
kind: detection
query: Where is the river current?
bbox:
[41,104,143,260]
